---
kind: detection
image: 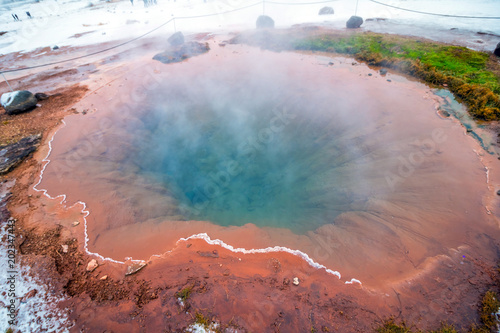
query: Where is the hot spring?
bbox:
[38,45,495,286]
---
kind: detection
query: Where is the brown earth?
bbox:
[1,27,499,332]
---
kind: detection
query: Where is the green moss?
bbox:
[375,318,413,333]
[375,319,487,333]
[176,285,193,302]
[294,33,500,120]
[194,311,211,326]
[480,291,500,329]
[428,324,458,333]
[193,312,221,333]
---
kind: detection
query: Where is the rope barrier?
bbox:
[368,0,500,19]
[175,1,261,19]
[2,0,499,75]
[0,0,269,74]
[1,17,175,74]
[265,0,335,5]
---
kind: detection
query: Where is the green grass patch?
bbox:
[375,318,413,333]
[480,291,500,329]
[294,33,500,120]
[193,311,221,333]
[176,285,193,302]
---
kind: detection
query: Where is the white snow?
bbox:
[0,91,19,107]
[0,0,499,55]
[186,321,220,333]
[0,214,72,332]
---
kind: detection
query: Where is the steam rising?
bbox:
[38,46,493,284]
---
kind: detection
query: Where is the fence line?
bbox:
[0,0,337,75]
[368,0,500,19]
[2,0,499,76]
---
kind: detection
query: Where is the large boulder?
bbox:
[319,6,334,15]
[168,31,185,46]
[494,42,500,57]
[346,15,363,29]
[153,41,210,64]
[256,15,274,29]
[1,90,38,115]
[0,134,41,175]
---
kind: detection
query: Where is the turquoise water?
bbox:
[122,72,372,233]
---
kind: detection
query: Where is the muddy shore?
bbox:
[1,27,500,332]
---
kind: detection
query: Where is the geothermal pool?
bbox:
[38,45,495,286]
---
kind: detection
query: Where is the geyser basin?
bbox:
[39,45,496,286]
[130,77,374,233]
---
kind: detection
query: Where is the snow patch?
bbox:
[186,322,220,333]
[0,91,19,108]
[0,219,72,332]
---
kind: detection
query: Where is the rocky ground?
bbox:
[0,28,499,332]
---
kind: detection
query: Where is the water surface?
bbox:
[38,46,496,286]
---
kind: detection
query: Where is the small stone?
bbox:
[86,259,98,272]
[61,244,69,253]
[125,261,147,276]
[186,243,192,248]
[52,45,59,50]
[387,79,392,82]
[168,31,185,46]
[368,73,372,76]
[256,15,275,29]
[380,68,388,75]
[293,277,300,286]
[328,62,334,66]
[283,278,290,286]
[346,15,363,29]
[34,93,49,101]
[72,221,80,226]
[496,190,500,196]
[318,6,334,15]
[100,275,108,280]
[223,269,230,276]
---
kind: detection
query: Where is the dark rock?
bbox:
[196,250,219,258]
[52,45,59,50]
[256,15,274,29]
[0,134,42,175]
[346,15,363,29]
[497,190,500,196]
[153,41,210,64]
[380,68,388,75]
[439,109,451,118]
[168,31,185,46]
[1,90,38,115]
[34,92,49,101]
[494,42,500,57]
[318,6,334,15]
